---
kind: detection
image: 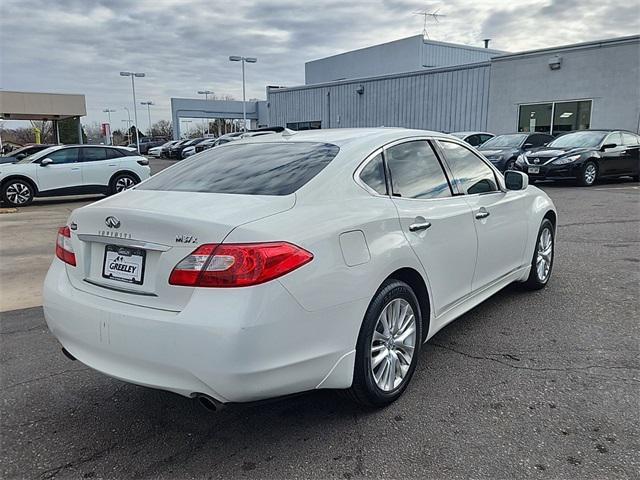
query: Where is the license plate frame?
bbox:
[102,245,146,285]
[527,166,540,174]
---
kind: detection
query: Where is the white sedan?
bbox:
[43,128,556,408]
[0,145,150,207]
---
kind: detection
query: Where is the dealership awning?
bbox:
[0,91,86,121]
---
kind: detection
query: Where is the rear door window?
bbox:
[385,141,452,199]
[438,141,498,195]
[139,142,340,195]
[81,148,108,162]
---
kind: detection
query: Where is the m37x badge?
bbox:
[176,234,198,244]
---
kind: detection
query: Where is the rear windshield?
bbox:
[139,142,340,195]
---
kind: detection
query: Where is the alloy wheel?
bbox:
[584,164,597,185]
[5,182,32,205]
[115,176,135,192]
[536,227,553,283]
[370,298,417,392]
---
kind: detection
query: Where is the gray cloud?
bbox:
[1,0,638,129]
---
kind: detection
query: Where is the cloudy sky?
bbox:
[1,0,639,130]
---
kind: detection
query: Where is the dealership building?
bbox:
[264,34,640,135]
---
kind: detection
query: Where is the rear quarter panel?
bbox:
[224,195,427,313]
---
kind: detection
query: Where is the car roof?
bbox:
[237,127,451,148]
[451,131,493,136]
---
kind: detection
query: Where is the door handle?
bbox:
[71,167,80,171]
[409,221,432,232]
[475,211,490,219]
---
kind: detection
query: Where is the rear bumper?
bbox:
[43,260,363,403]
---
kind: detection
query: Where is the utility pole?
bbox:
[229,56,257,131]
[120,71,146,152]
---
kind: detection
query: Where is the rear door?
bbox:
[385,139,477,317]
[80,147,120,188]
[436,140,529,292]
[35,147,82,192]
[620,132,640,175]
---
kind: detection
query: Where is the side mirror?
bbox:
[523,143,533,149]
[505,170,529,191]
[601,143,616,151]
[40,158,53,166]
[16,153,26,160]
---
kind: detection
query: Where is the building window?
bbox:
[286,121,321,131]
[518,100,591,136]
[552,100,591,135]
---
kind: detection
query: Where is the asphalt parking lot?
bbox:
[1,168,638,479]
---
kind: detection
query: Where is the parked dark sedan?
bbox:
[479,133,554,171]
[169,138,207,159]
[0,144,54,164]
[515,130,640,186]
[128,136,168,154]
[450,131,494,147]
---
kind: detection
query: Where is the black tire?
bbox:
[109,173,138,195]
[504,159,516,171]
[2,179,35,207]
[522,218,555,290]
[346,279,422,408]
[577,160,598,186]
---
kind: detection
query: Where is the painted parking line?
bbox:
[592,186,639,191]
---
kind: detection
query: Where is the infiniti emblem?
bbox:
[105,216,121,229]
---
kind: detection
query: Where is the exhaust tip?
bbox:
[194,394,221,412]
[61,348,76,361]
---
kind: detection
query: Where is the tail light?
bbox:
[56,226,76,266]
[169,242,313,287]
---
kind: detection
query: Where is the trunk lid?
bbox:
[65,190,295,311]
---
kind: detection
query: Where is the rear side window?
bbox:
[386,141,451,199]
[359,153,387,195]
[139,142,340,196]
[438,141,498,195]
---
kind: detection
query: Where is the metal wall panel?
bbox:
[268,63,491,132]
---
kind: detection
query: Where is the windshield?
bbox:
[480,134,527,149]
[548,131,607,149]
[139,142,340,196]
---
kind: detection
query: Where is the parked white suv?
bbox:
[0,145,151,207]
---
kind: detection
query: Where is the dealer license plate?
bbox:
[102,245,146,285]
[527,166,540,174]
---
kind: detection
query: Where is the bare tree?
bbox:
[150,120,172,138]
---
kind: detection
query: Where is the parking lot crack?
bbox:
[4,367,89,391]
[431,343,639,380]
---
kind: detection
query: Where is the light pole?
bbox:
[120,71,145,153]
[102,108,115,144]
[228,56,257,131]
[197,90,214,135]
[140,101,154,135]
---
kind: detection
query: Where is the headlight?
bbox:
[486,155,502,162]
[516,154,526,164]
[553,154,581,165]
